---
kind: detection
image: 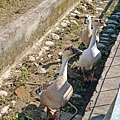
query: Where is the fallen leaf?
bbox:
[15,86,31,101]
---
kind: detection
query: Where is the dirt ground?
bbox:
[0,0,42,27]
[0,0,118,120]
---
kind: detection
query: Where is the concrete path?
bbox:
[83,33,120,120]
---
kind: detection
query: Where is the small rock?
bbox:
[74,114,82,120]
[100,1,103,4]
[40,68,47,74]
[0,105,10,114]
[74,10,80,14]
[57,59,61,62]
[47,54,52,58]
[103,1,109,3]
[45,41,55,46]
[15,86,31,101]
[85,0,92,3]
[73,93,81,98]
[0,90,8,97]
[29,56,35,62]
[11,100,16,107]
[70,12,77,17]
[60,22,68,27]
[80,6,87,11]
[38,51,43,56]
[41,58,44,61]
[34,63,39,67]
[42,46,49,51]
[51,33,60,40]
[96,7,103,11]
[70,20,79,26]
[58,52,63,56]
[63,19,70,24]
[56,27,61,31]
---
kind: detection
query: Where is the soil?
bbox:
[0,0,119,120]
[0,0,42,27]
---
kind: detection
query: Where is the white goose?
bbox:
[79,19,106,81]
[80,15,99,48]
[39,46,82,119]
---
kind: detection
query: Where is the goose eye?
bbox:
[99,19,102,23]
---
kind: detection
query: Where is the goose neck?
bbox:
[86,20,91,30]
[59,57,68,79]
[88,24,98,49]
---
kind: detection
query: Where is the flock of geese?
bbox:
[38,15,106,120]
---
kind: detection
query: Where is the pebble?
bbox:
[47,54,52,58]
[70,12,77,17]
[0,90,8,97]
[60,22,68,28]
[40,68,47,74]
[100,1,103,4]
[74,9,80,14]
[51,33,60,40]
[74,114,82,120]
[73,93,81,98]
[28,56,35,62]
[34,63,39,67]
[57,59,61,62]
[96,7,104,11]
[0,105,10,115]
[58,52,63,56]
[103,1,109,3]
[70,20,79,26]
[45,41,55,46]
[38,50,43,56]
[42,46,49,51]
[80,6,87,11]
[63,19,70,24]
[11,100,16,106]
[55,27,61,31]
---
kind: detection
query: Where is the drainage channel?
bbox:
[0,0,120,120]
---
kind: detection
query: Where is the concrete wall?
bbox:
[0,0,79,75]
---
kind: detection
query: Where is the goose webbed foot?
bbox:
[88,75,97,81]
[47,107,61,120]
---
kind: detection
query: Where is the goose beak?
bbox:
[71,46,83,55]
[99,19,106,26]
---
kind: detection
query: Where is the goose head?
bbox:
[93,19,106,27]
[84,15,91,24]
[62,46,83,60]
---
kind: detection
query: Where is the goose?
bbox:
[39,46,82,119]
[79,15,99,48]
[79,19,106,81]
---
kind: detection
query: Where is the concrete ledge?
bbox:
[0,0,79,75]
